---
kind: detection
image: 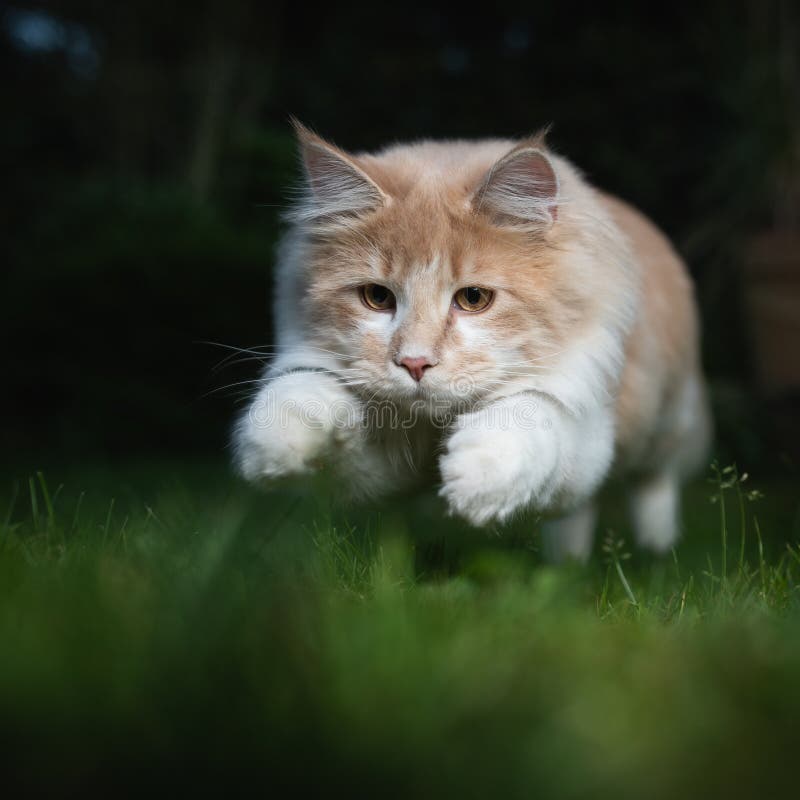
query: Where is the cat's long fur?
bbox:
[233,124,711,560]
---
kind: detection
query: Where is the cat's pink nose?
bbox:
[398,356,434,382]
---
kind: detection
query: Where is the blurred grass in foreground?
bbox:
[0,462,799,797]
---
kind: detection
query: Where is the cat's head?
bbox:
[285,122,603,415]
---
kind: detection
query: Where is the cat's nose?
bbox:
[397,356,435,382]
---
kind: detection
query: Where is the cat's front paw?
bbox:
[439,401,557,526]
[234,372,359,482]
[439,426,530,525]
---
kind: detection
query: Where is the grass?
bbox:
[1,460,799,797]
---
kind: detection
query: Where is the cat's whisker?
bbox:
[201,378,269,399]
[211,355,273,373]
[207,346,273,373]
[480,379,545,390]
[202,340,359,364]
[366,386,388,405]
[291,347,356,361]
[201,341,273,358]
[488,374,548,381]
[336,380,370,389]
[493,365,552,372]
[206,370,370,400]
[486,368,550,378]
[500,349,571,365]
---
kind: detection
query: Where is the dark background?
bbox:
[3,0,799,470]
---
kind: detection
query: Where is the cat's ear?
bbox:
[290,119,388,226]
[473,145,559,228]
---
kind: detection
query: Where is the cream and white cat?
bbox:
[233,122,711,561]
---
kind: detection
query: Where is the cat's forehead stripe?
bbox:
[369,250,391,279]
[384,250,462,284]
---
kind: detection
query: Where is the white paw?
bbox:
[438,401,558,526]
[233,372,360,482]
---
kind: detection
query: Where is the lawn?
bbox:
[1,460,799,797]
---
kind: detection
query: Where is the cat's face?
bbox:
[292,127,589,414]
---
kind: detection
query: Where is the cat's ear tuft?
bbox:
[473,145,559,228]
[289,119,388,226]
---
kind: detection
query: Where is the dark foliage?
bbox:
[2,1,798,463]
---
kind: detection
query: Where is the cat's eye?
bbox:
[360,283,396,311]
[453,286,494,313]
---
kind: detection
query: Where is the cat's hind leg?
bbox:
[540,502,597,563]
[628,471,680,554]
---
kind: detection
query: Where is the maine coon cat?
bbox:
[233,122,711,561]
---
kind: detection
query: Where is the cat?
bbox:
[233,121,711,561]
